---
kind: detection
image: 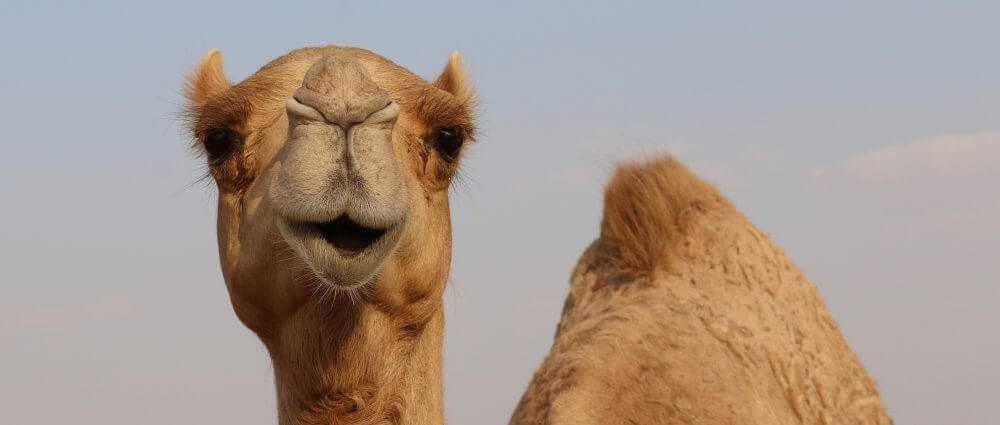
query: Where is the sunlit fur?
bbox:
[185,46,476,425]
[510,157,894,424]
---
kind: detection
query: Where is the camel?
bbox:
[184,46,476,424]
[185,45,892,425]
[509,157,894,424]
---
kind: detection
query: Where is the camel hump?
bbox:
[600,155,731,273]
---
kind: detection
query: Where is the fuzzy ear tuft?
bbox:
[185,49,231,106]
[433,51,475,103]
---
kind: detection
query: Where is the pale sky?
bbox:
[1,1,997,424]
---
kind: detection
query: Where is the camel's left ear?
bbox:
[185,48,231,107]
[433,51,475,103]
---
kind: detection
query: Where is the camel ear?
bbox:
[433,51,474,103]
[185,49,231,106]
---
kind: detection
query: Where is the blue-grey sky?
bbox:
[1,1,997,424]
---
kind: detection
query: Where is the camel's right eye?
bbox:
[203,128,241,163]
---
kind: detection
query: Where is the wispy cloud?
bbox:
[813,132,1000,185]
[810,131,1000,238]
[85,295,137,322]
[1,295,137,335]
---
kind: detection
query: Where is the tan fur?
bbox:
[511,157,894,424]
[432,52,475,106]
[184,46,475,425]
[185,49,230,107]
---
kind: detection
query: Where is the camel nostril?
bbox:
[292,54,394,126]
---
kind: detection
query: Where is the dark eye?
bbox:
[434,128,464,159]
[203,128,241,163]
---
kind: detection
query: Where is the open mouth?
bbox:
[313,215,387,256]
[276,211,407,288]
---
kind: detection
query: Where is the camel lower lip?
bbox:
[313,216,387,257]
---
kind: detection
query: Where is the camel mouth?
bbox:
[275,212,407,290]
[314,215,387,257]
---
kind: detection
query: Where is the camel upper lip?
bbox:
[308,215,387,257]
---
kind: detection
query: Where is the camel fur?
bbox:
[510,157,894,425]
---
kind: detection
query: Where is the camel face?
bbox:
[185,46,475,336]
[271,54,409,289]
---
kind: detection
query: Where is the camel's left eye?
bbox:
[434,128,464,159]
[203,128,242,163]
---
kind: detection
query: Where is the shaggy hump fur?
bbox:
[601,157,730,273]
[510,156,893,425]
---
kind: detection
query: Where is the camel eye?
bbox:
[434,128,464,159]
[203,128,241,163]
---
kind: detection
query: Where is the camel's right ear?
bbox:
[185,49,231,106]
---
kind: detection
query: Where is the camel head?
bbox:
[184,46,476,340]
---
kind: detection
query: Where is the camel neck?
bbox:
[268,297,445,425]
